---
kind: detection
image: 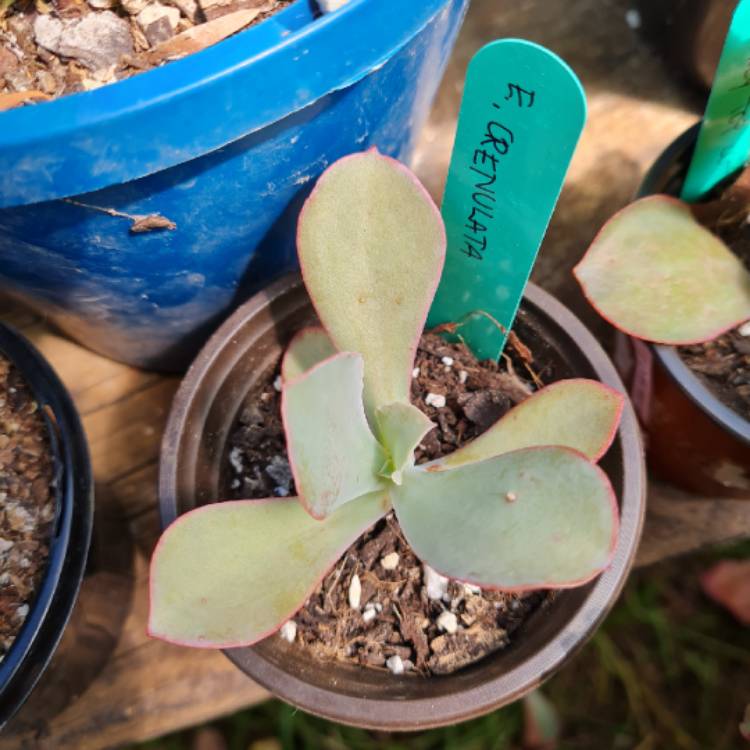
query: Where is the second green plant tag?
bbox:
[681,0,750,202]
[428,39,586,360]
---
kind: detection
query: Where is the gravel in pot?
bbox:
[0,354,56,660]
[0,324,93,728]
[0,0,293,107]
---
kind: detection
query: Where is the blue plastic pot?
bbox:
[0,0,468,370]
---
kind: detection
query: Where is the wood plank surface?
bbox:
[1,1,748,747]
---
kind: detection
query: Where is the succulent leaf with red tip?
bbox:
[574,195,750,344]
[149,150,624,649]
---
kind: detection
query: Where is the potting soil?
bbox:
[224,330,555,676]
[680,168,750,420]
[0,0,292,106]
[0,354,55,662]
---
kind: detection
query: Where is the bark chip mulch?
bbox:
[0,354,56,662]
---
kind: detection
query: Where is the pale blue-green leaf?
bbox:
[148,491,390,647]
[281,327,337,382]
[282,352,386,518]
[392,447,618,589]
[297,150,446,421]
[374,401,434,484]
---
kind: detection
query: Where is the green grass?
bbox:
[136,541,750,750]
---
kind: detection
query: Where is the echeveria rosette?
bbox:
[573,195,750,344]
[148,150,623,649]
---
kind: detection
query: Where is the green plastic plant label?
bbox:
[427,39,586,360]
[682,0,750,202]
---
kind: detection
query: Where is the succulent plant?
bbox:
[574,195,750,344]
[149,150,624,648]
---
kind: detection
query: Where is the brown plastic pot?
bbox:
[159,273,645,730]
[624,123,750,498]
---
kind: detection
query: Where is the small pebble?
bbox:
[437,610,458,634]
[34,11,133,71]
[266,455,293,490]
[273,375,283,392]
[412,367,420,378]
[136,2,180,46]
[121,0,149,12]
[348,573,361,610]
[167,0,199,21]
[625,8,641,28]
[362,603,377,623]
[279,620,297,643]
[425,392,446,408]
[459,370,468,384]
[423,564,449,600]
[380,552,399,570]
[386,654,404,675]
[228,446,244,474]
[441,356,454,366]
[505,491,517,503]
[739,321,750,337]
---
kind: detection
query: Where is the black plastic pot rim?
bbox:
[638,121,750,445]
[0,324,93,728]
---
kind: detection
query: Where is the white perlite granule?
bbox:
[348,573,361,610]
[279,620,297,643]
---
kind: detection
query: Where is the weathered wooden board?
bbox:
[0,1,747,747]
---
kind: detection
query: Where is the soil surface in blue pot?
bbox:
[0,0,292,105]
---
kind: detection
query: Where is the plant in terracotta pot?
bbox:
[574,158,750,497]
[154,150,645,729]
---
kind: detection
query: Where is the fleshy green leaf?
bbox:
[282,352,386,519]
[297,149,446,420]
[392,447,618,589]
[281,327,337,382]
[574,196,750,344]
[429,379,624,470]
[148,491,389,647]
[374,402,434,484]
[523,690,560,750]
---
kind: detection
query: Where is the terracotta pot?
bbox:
[159,273,645,730]
[624,123,750,498]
